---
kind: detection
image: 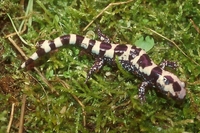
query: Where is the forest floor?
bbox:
[0,0,200,132]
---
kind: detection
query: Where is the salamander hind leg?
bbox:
[96,27,111,43]
[85,57,105,83]
[159,60,178,69]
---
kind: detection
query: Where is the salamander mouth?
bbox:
[156,83,179,100]
[155,84,186,101]
[170,93,185,101]
[156,83,167,94]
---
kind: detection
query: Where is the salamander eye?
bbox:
[163,76,174,85]
[163,77,169,85]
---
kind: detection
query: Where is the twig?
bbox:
[18,94,26,133]
[7,37,27,58]
[83,0,133,31]
[145,27,200,66]
[33,68,56,93]
[57,78,86,126]
[20,0,25,8]
[7,103,15,133]
[190,19,200,34]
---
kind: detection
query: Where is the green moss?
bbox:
[1,0,200,132]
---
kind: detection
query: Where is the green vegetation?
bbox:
[0,0,200,132]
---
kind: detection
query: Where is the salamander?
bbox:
[21,29,186,102]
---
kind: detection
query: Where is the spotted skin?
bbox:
[21,31,186,103]
[159,60,178,69]
[139,82,149,102]
[97,27,111,43]
[85,57,105,83]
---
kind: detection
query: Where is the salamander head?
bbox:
[156,71,186,100]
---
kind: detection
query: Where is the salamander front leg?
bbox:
[159,60,178,69]
[138,81,149,103]
[85,57,105,83]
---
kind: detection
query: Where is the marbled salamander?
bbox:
[21,29,186,102]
